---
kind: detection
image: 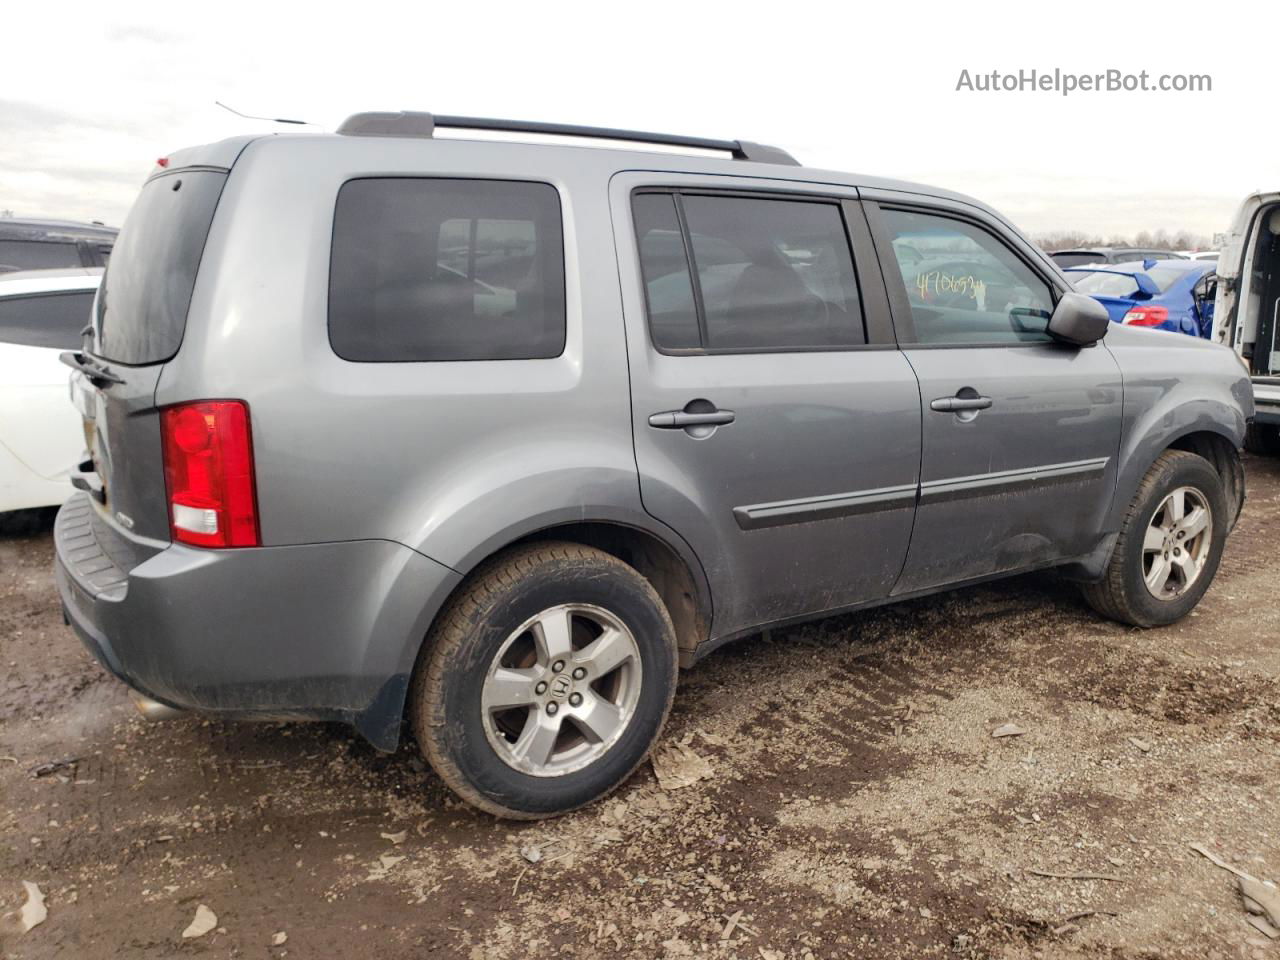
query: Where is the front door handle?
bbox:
[930,395,993,413]
[648,409,736,428]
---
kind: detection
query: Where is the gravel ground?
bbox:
[1,455,1277,959]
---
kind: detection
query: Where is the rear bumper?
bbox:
[54,493,462,750]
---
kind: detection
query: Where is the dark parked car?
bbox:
[0,218,117,274]
[1051,247,1186,269]
[57,113,1252,818]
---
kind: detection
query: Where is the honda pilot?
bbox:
[56,112,1252,818]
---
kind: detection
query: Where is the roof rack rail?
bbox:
[335,111,800,166]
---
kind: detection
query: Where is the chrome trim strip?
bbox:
[733,457,1109,531]
[919,457,1109,504]
[733,483,918,530]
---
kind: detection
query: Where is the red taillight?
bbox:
[160,401,259,548]
[1123,306,1169,327]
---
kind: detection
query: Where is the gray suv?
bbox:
[55,113,1252,818]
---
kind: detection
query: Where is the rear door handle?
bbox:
[930,396,993,413]
[648,409,736,428]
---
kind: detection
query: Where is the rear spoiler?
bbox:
[1062,267,1160,298]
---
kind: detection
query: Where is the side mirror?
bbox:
[1048,292,1111,346]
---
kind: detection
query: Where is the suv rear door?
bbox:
[71,165,229,540]
[613,173,921,640]
[863,193,1123,593]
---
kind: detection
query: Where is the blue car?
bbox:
[1064,259,1217,337]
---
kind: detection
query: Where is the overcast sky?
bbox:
[3,1,1275,242]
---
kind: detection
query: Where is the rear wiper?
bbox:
[60,350,126,387]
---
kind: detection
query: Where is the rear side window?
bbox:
[632,193,701,351]
[0,240,81,273]
[632,191,866,353]
[329,178,566,362]
[96,170,227,365]
[0,291,95,349]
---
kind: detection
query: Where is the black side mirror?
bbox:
[1048,292,1111,346]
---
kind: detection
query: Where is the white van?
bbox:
[1214,192,1280,454]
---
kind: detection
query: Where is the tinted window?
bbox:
[1051,252,1105,269]
[0,240,81,273]
[679,195,864,351]
[96,170,227,364]
[329,178,565,362]
[632,193,700,350]
[0,291,95,349]
[882,209,1055,345]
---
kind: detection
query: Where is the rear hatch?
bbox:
[68,165,229,541]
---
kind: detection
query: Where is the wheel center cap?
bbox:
[549,674,572,702]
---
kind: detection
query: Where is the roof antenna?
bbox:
[215,101,311,126]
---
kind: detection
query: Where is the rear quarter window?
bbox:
[328,178,566,362]
[0,291,95,349]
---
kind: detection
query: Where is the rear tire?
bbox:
[1082,451,1227,627]
[409,541,678,819]
[1244,423,1280,457]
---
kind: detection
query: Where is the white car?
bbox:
[1214,193,1280,454]
[0,268,100,512]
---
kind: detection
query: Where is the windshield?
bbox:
[95,170,226,365]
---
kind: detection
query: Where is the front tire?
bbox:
[409,542,678,819]
[1082,451,1227,627]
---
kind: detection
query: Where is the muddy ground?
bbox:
[1,458,1278,960]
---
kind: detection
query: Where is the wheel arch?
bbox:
[507,521,712,663]
[1107,395,1246,536]
[358,514,712,754]
[1164,428,1245,529]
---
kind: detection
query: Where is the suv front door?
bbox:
[613,175,921,640]
[864,195,1123,594]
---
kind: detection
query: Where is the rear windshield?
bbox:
[1069,266,1186,296]
[95,170,227,365]
[1069,271,1140,297]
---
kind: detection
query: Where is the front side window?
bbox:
[881,208,1055,345]
[0,291,95,349]
[632,191,866,353]
[329,178,566,362]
